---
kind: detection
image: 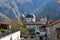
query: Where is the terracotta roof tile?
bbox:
[48,20,56,24]
[26,22,42,25]
[48,20,60,26]
[25,20,60,26]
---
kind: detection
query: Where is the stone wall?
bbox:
[49,23,60,40]
[50,26,57,40]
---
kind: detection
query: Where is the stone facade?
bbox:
[49,23,60,40]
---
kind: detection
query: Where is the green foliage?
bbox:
[12,22,27,36]
[19,23,27,36]
[8,20,27,36]
[0,29,10,33]
[28,28,35,31]
[27,28,35,35]
[20,27,26,35]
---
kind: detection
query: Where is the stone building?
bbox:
[25,14,47,36]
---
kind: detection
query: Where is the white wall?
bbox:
[46,27,50,40]
[40,18,47,25]
[26,25,36,28]
[0,31,20,40]
[26,18,35,22]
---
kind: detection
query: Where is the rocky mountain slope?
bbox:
[0,0,60,21]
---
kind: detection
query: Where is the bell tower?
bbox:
[26,13,35,22]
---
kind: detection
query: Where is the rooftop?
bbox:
[26,14,35,18]
[48,20,60,26]
[25,20,60,26]
[26,22,42,25]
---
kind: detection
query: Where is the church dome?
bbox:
[26,13,35,18]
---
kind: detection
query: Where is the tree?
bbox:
[19,23,27,36]
[10,20,27,37]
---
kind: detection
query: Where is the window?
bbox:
[0,24,8,29]
[36,32,40,35]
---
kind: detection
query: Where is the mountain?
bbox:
[0,0,60,21]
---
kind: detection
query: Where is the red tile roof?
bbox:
[26,22,42,25]
[26,20,60,26]
[48,20,56,24]
[48,20,60,26]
